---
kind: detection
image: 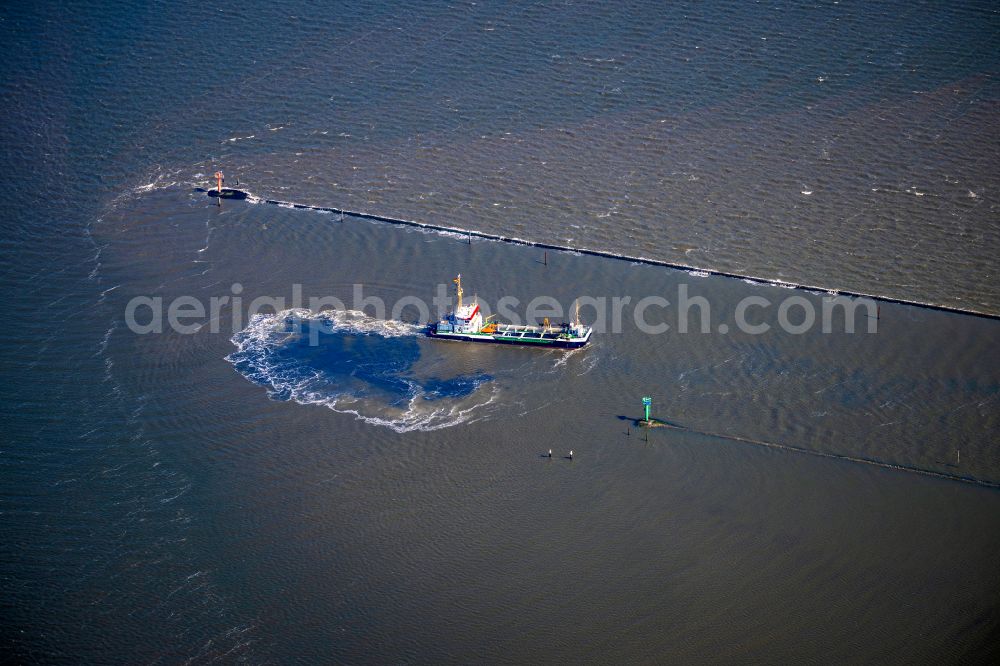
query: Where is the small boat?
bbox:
[428,275,592,349]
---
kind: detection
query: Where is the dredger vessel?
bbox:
[428,275,592,349]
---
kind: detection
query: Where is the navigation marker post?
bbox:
[642,396,652,424]
[214,171,224,206]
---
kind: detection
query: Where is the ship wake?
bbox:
[226,309,497,432]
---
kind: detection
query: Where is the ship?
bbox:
[428,275,592,348]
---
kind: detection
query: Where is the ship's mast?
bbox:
[455,274,463,310]
[574,298,580,326]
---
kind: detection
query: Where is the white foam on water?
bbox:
[134,175,178,194]
[324,383,501,433]
[226,309,495,432]
[549,345,583,370]
[249,308,424,339]
[422,228,470,242]
[95,320,117,358]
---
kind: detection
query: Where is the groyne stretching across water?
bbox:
[205,187,1000,321]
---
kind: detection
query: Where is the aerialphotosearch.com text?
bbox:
[124,282,879,339]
